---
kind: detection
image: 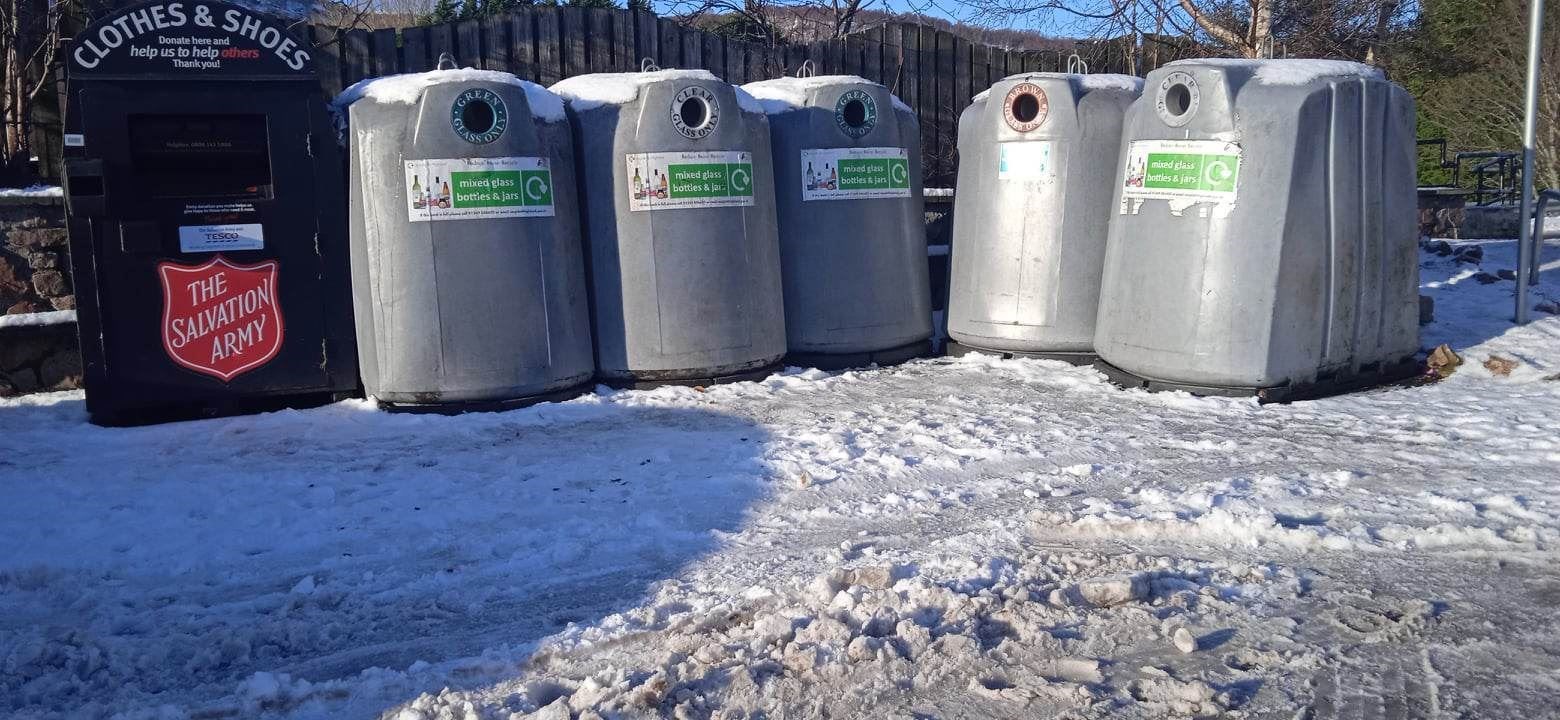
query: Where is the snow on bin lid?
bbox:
[332,68,566,122]
[1163,58,1385,85]
[972,72,1144,103]
[743,75,913,115]
[550,69,765,113]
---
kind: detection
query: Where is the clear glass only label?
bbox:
[800,147,911,201]
[626,151,755,211]
[404,156,554,222]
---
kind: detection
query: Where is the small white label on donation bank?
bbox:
[178,223,264,253]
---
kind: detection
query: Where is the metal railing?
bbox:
[1417,138,1523,206]
[1527,189,1560,280]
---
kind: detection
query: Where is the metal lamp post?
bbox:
[1516,0,1547,324]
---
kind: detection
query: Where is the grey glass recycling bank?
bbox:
[61,0,358,426]
[340,64,594,411]
[1094,59,1421,401]
[553,69,787,388]
[746,75,933,369]
[946,72,1142,364]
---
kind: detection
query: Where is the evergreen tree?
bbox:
[421,0,461,24]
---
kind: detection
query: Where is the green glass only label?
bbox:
[404,156,554,222]
[1120,139,1241,204]
[801,147,911,201]
[627,150,755,211]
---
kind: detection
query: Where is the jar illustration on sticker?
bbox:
[1002,82,1049,133]
[671,86,720,140]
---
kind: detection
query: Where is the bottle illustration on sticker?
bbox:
[411,175,424,209]
[633,166,645,199]
[440,178,452,208]
[657,170,668,198]
[827,164,837,190]
[806,162,816,191]
[1125,156,1146,187]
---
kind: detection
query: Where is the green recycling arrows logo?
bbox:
[729,164,752,194]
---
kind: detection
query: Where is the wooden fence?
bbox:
[307,10,1144,184]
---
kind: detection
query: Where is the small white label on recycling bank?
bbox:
[997,141,1053,180]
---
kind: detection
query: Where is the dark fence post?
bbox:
[536,8,561,84]
[370,28,399,77]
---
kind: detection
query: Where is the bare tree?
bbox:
[671,0,879,46]
[952,0,1409,61]
[0,0,59,175]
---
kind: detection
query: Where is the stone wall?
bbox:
[0,321,80,396]
[0,197,81,397]
[0,197,72,313]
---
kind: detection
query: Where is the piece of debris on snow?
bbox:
[1426,344,1462,378]
[1483,355,1518,377]
[1172,626,1197,653]
[1052,573,1150,607]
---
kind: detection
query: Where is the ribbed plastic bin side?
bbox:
[744,75,932,368]
[946,73,1141,360]
[554,70,786,385]
[341,70,595,408]
[1095,59,1420,397]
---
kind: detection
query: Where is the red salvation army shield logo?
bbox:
[157,256,285,382]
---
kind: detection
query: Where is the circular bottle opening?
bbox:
[678,96,710,130]
[1163,83,1193,118]
[461,98,497,135]
[1009,92,1041,124]
[841,98,869,128]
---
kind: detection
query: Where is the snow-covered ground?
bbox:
[4,240,1559,720]
[0,185,63,198]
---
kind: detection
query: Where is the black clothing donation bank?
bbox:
[62,0,357,426]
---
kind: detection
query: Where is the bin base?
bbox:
[88,390,357,428]
[785,338,933,371]
[1092,356,1424,404]
[599,362,783,390]
[944,340,1096,366]
[378,382,592,415]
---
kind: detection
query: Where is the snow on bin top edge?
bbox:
[550,69,765,114]
[332,68,567,122]
[972,72,1144,103]
[1163,58,1385,85]
[742,75,913,115]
